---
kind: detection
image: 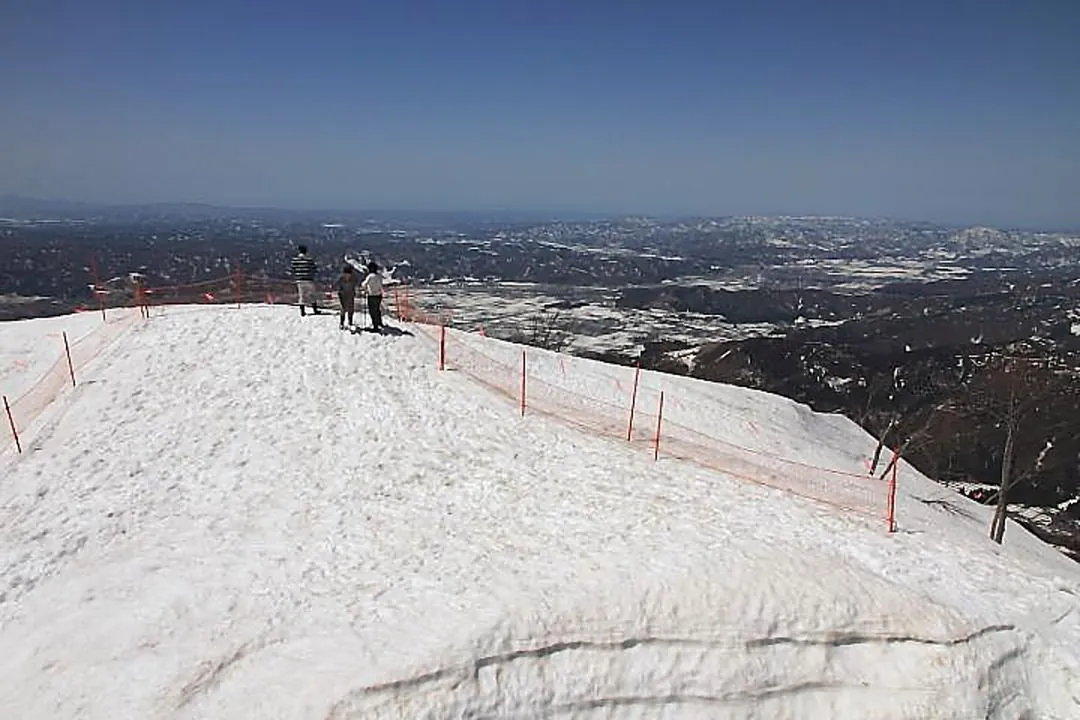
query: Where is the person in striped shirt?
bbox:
[291,245,319,316]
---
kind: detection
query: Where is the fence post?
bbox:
[520,350,527,417]
[63,331,76,387]
[653,391,665,461]
[90,257,106,322]
[887,447,899,533]
[626,361,641,441]
[3,395,20,454]
[439,325,447,371]
[234,266,243,309]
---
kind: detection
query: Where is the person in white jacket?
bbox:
[361,261,384,332]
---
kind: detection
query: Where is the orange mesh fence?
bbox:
[2,310,140,456]
[146,277,233,300]
[397,284,894,527]
[238,276,313,306]
[73,271,415,323]
[5,281,896,528]
[136,274,345,313]
[394,284,451,325]
[2,277,425,457]
[120,273,329,309]
[441,331,520,403]
[136,274,453,320]
[648,418,890,519]
[79,269,354,314]
[524,371,629,438]
[2,271,323,457]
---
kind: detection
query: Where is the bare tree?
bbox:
[946,355,1074,543]
[868,414,898,476]
[875,400,953,480]
[859,370,896,426]
[511,308,574,352]
[867,358,969,478]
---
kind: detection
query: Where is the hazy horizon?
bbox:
[5,191,1080,233]
[3,1,1078,229]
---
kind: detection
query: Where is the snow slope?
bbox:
[1,305,1079,719]
[0,310,108,400]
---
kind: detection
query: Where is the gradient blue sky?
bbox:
[2,0,1078,227]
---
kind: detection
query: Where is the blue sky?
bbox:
[2,0,1078,227]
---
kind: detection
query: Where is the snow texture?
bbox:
[1,304,1080,719]
[0,310,106,400]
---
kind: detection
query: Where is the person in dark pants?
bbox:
[291,245,319,316]
[337,265,358,329]
[361,261,384,332]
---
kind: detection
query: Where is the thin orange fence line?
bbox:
[2,310,141,456]
[407,297,892,527]
[447,325,877,483]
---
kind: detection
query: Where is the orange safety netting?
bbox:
[393,285,451,325]
[3,274,423,454]
[403,289,894,528]
[118,271,431,317]
[2,310,141,455]
[5,280,897,530]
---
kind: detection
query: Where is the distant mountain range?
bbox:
[4,193,1075,235]
[0,195,595,227]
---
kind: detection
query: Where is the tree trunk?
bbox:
[878,429,916,481]
[869,416,896,475]
[991,419,1017,543]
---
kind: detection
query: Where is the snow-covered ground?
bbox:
[1,305,1080,719]
[0,310,107,400]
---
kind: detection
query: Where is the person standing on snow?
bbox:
[291,245,319,316]
[337,264,358,329]
[361,260,384,332]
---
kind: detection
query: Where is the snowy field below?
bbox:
[413,283,780,358]
[1,304,1079,719]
